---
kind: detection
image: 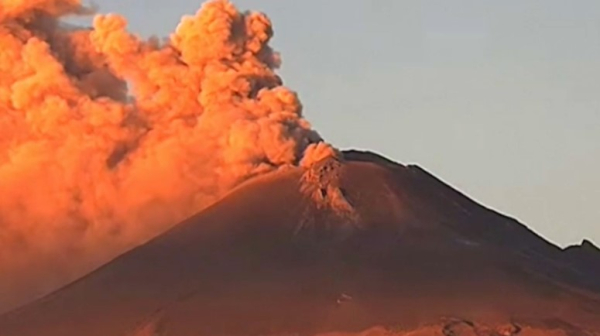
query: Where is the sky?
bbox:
[77,0,600,247]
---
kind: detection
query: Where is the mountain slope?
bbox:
[1,151,599,336]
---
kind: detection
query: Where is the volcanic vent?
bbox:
[298,156,360,240]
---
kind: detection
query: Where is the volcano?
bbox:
[1,151,599,336]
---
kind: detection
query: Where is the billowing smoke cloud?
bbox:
[0,0,337,312]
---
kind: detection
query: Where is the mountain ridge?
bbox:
[1,150,599,336]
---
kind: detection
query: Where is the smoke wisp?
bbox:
[0,0,336,312]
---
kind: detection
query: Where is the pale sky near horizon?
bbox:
[80,0,600,247]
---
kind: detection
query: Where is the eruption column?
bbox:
[0,0,337,312]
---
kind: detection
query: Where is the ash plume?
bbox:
[0,0,337,311]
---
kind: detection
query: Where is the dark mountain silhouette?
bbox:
[1,151,599,336]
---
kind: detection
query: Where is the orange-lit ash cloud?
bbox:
[0,0,337,312]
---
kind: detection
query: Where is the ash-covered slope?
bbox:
[1,151,599,336]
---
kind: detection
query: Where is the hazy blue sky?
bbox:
[82,0,600,247]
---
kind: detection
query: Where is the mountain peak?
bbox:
[581,239,600,252]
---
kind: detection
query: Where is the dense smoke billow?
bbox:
[0,0,336,312]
